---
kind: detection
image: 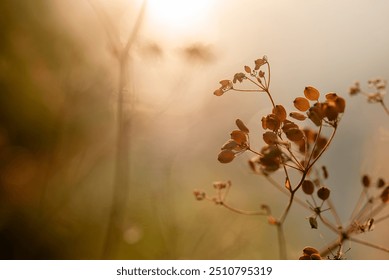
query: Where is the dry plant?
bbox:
[194,56,389,259]
[349,78,389,115]
[88,0,147,259]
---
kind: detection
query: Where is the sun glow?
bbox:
[146,0,210,33]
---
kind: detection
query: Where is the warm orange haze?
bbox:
[0,0,389,259]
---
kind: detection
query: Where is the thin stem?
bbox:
[277,224,287,259]
[100,0,147,259]
[326,197,342,228]
[365,202,387,221]
[264,175,310,210]
[219,201,267,216]
[319,238,343,259]
[279,192,295,224]
[379,100,389,115]
[374,212,389,224]
[245,76,275,108]
[351,199,374,223]
[307,126,337,170]
[349,189,368,222]
[264,89,276,109]
[306,122,323,168]
[246,76,264,89]
[232,88,265,93]
[248,147,263,157]
[317,213,339,233]
[284,147,305,171]
[266,61,271,91]
[349,237,389,254]
[283,162,304,172]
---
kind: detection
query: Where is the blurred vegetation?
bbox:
[1,0,388,260]
[0,0,114,259]
[0,0,258,260]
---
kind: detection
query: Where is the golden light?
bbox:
[146,0,211,34]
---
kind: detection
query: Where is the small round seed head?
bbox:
[317,187,330,200]
[302,180,315,195]
[381,186,389,203]
[377,178,386,189]
[193,190,206,201]
[362,175,371,188]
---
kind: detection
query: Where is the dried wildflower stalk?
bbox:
[349,78,389,115]
[195,56,389,259]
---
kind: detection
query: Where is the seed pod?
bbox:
[230,130,248,145]
[310,253,322,260]
[265,114,281,131]
[282,120,299,132]
[272,105,287,122]
[309,217,318,229]
[289,111,307,121]
[263,131,278,145]
[317,187,330,200]
[213,181,227,189]
[323,103,339,121]
[380,186,389,203]
[217,150,235,163]
[322,166,329,179]
[307,104,323,126]
[294,97,310,112]
[325,92,338,101]
[221,139,238,150]
[302,180,315,195]
[285,128,304,142]
[303,128,316,143]
[304,86,320,101]
[303,246,319,256]
[261,116,267,130]
[214,88,224,96]
[362,175,371,188]
[193,190,206,201]
[236,119,250,133]
[299,255,311,260]
[377,178,386,188]
[335,97,346,113]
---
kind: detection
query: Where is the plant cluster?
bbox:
[194,56,389,259]
[349,78,389,115]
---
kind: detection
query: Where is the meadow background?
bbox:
[1,0,389,259]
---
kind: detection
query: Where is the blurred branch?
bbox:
[88,0,147,259]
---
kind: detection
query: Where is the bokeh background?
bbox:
[1,0,389,259]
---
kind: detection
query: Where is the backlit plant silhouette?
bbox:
[194,56,389,259]
[349,78,389,115]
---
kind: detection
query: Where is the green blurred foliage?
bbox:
[0,0,114,259]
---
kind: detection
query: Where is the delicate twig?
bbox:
[317,213,339,234]
[307,126,337,170]
[379,100,389,115]
[326,197,342,228]
[99,0,147,259]
[264,175,309,210]
[219,201,267,216]
[349,189,368,222]
[277,224,287,259]
[349,237,389,254]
